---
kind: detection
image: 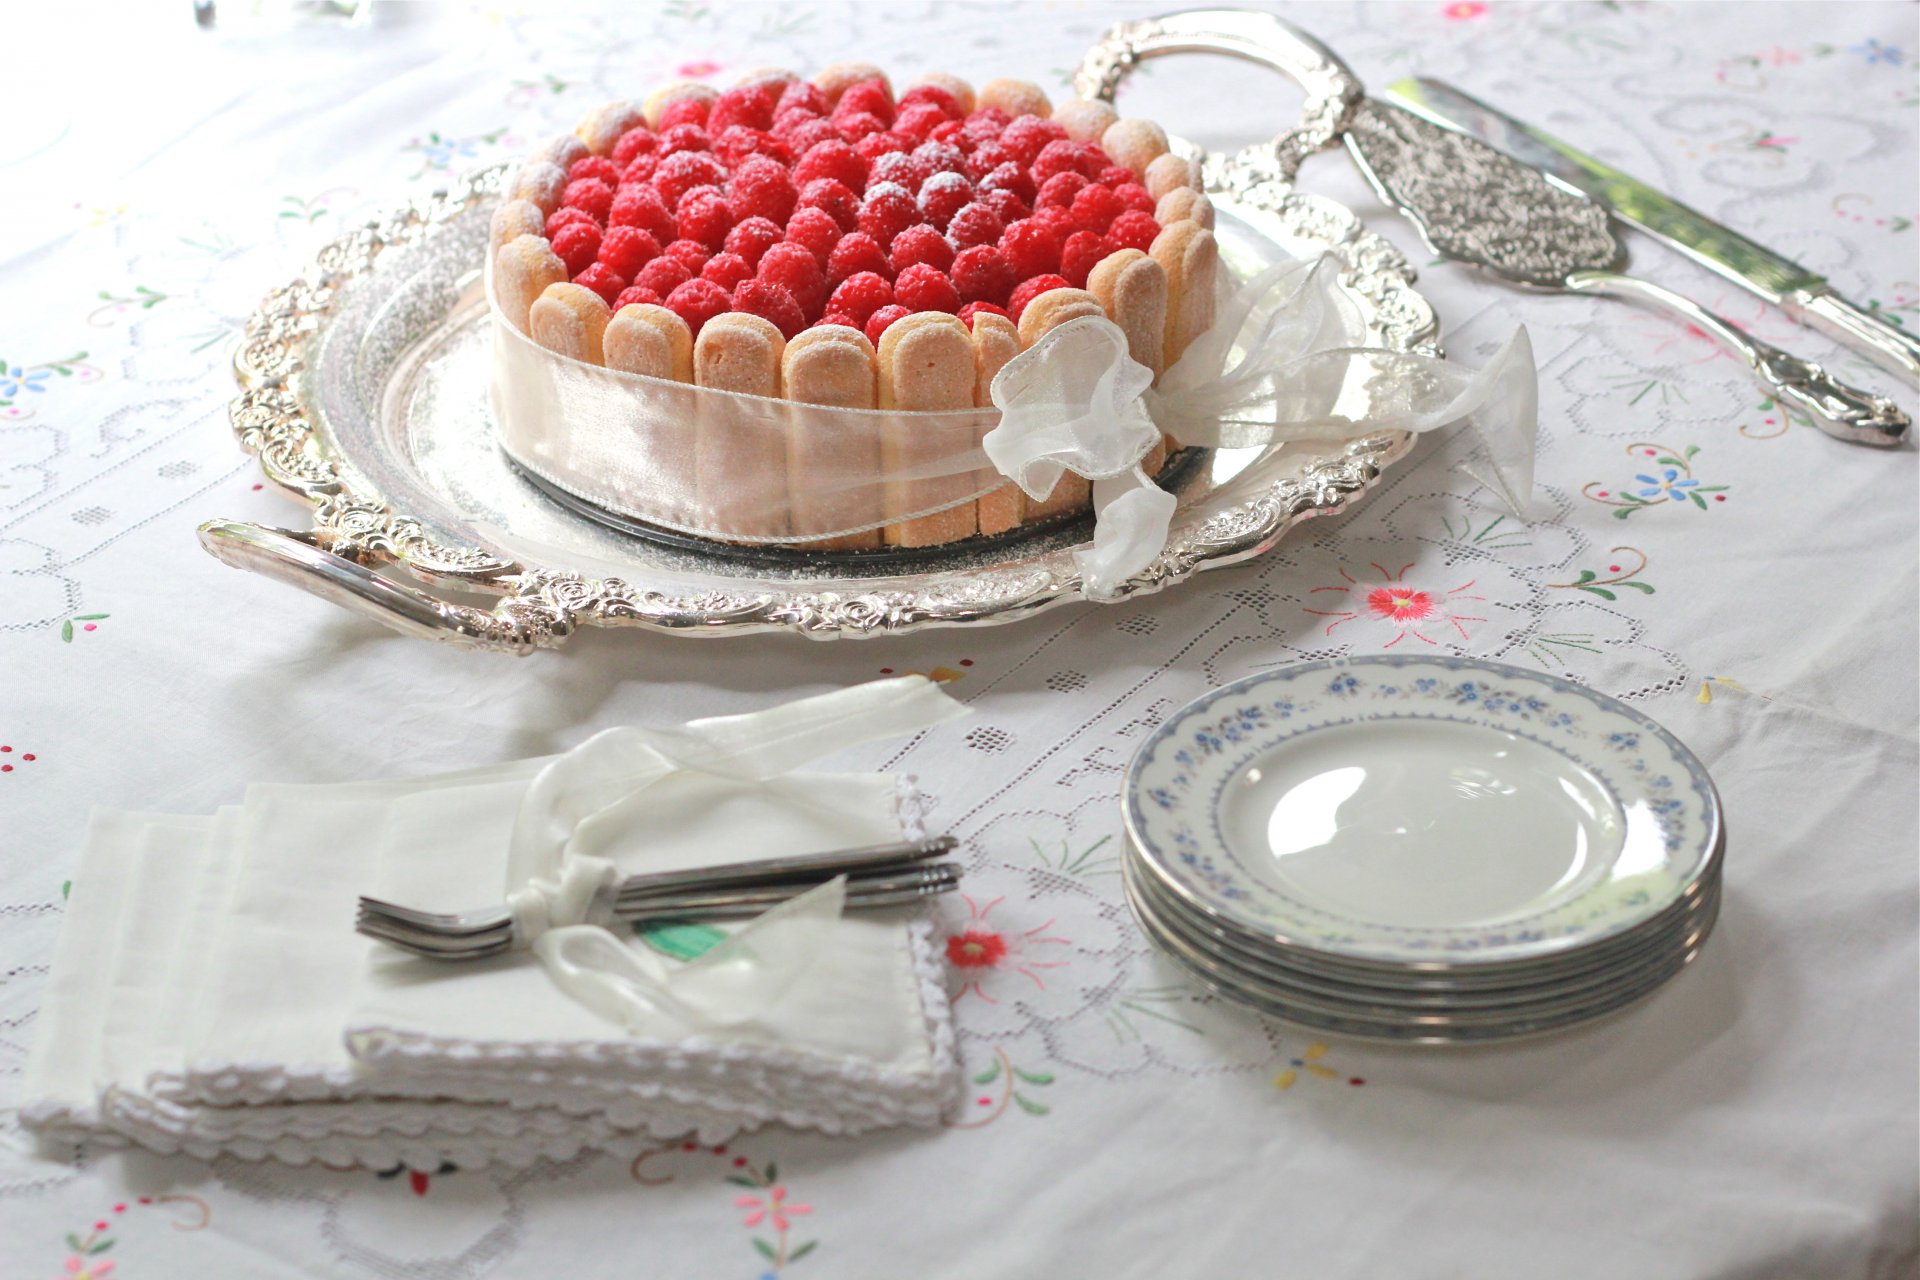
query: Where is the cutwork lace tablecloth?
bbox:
[2,3,1915,1277]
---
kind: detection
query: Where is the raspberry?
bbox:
[1007,274,1069,323]
[665,278,731,337]
[962,106,1011,143]
[1059,231,1113,288]
[1035,171,1088,209]
[657,123,711,157]
[893,263,960,313]
[571,263,628,305]
[792,140,868,193]
[836,79,895,127]
[889,224,955,275]
[814,312,860,330]
[967,143,1015,184]
[656,98,710,131]
[1098,165,1138,189]
[833,111,890,144]
[568,155,621,187]
[979,188,1032,226]
[1070,141,1115,179]
[917,171,974,230]
[723,215,785,268]
[868,151,927,194]
[827,231,892,286]
[1000,115,1068,165]
[678,182,725,207]
[797,178,860,231]
[826,271,893,325]
[545,205,598,238]
[726,155,798,226]
[608,186,675,243]
[998,218,1062,279]
[678,190,734,250]
[1113,182,1157,214]
[1107,210,1162,254]
[899,83,964,121]
[713,125,790,169]
[1031,139,1084,185]
[772,104,821,138]
[855,182,919,249]
[598,225,662,279]
[855,130,915,163]
[911,141,969,180]
[896,101,951,141]
[1070,184,1125,236]
[777,81,828,117]
[928,120,974,151]
[611,127,659,169]
[653,151,729,207]
[562,177,615,223]
[865,304,912,345]
[620,153,659,185]
[701,251,753,293]
[758,241,827,315]
[636,255,692,297]
[946,202,1007,250]
[1030,202,1077,234]
[957,301,1010,329]
[784,206,844,264]
[708,85,776,135]
[732,279,805,339]
[783,118,841,158]
[951,245,1015,307]
[978,160,1037,203]
[666,239,712,273]
[612,284,664,311]
[550,221,603,276]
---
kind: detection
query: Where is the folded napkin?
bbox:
[22,677,969,1169]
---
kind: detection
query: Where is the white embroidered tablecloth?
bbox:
[2,3,1915,1277]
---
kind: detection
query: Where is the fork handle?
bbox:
[615,836,957,899]
[1564,270,1908,448]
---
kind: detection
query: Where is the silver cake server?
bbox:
[1386,76,1920,386]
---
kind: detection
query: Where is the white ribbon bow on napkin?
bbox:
[496,676,969,1031]
[983,254,1539,600]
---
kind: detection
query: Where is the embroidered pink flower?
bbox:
[1365,585,1436,622]
[677,59,723,78]
[62,1258,114,1280]
[737,1186,811,1231]
[943,895,1069,1003]
[1443,2,1487,19]
[1307,562,1486,648]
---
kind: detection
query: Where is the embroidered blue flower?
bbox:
[0,366,50,397]
[1637,468,1701,501]
[1850,38,1903,65]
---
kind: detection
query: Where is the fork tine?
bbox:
[356,913,512,953]
[357,897,512,934]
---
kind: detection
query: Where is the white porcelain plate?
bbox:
[1124,656,1722,965]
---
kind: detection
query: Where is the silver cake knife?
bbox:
[1386,76,1920,385]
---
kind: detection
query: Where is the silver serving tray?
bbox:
[198,9,1437,652]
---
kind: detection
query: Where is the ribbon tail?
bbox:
[1075,469,1178,601]
[1451,327,1538,518]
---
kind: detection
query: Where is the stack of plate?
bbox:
[1121,656,1723,1044]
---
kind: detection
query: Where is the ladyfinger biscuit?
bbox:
[813,63,890,106]
[1053,97,1119,143]
[735,67,798,89]
[574,101,647,156]
[783,326,882,550]
[529,282,611,365]
[507,161,568,215]
[978,78,1051,119]
[605,303,693,381]
[1100,119,1170,178]
[1088,249,1171,474]
[1155,187,1215,231]
[642,81,718,129]
[694,313,788,540]
[493,234,568,334]
[1144,152,1202,200]
[533,133,590,173]
[969,312,1025,536]
[489,198,546,250]
[1016,290,1105,520]
[1151,222,1218,370]
[877,313,979,547]
[909,72,975,114]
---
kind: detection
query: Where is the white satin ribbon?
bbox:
[985,254,1540,600]
[500,676,970,1028]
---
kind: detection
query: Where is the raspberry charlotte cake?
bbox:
[488,65,1219,550]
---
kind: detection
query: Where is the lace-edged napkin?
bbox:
[22,678,968,1169]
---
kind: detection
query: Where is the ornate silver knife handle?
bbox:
[1565,273,1908,448]
[1786,288,1920,384]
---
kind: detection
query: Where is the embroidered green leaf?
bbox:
[1571,569,1597,586]
[788,1239,818,1262]
[971,1061,1002,1085]
[1622,581,1655,594]
[724,1174,761,1188]
[635,920,728,961]
[67,1232,84,1251]
[75,613,108,621]
[1683,444,1701,460]
[763,1161,777,1184]
[61,620,73,642]
[1012,1067,1054,1085]
[1013,1092,1051,1116]
[1576,585,1618,601]
[90,1239,114,1254]
[61,880,71,900]
[1610,507,1636,521]
[753,1237,778,1260]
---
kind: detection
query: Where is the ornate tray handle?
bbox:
[1073,8,1365,189]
